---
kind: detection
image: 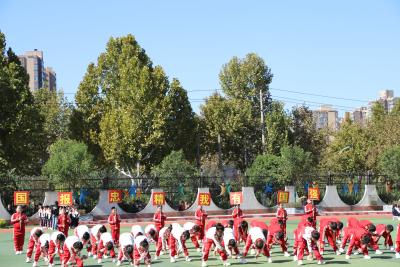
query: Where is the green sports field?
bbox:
[1,216,399,267]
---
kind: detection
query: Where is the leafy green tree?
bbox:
[371,102,386,123]
[73,34,196,172]
[151,150,198,188]
[265,101,289,155]
[42,139,95,190]
[0,31,44,175]
[34,88,73,150]
[321,121,369,172]
[391,99,400,116]
[219,53,273,153]
[246,153,282,188]
[164,79,197,161]
[70,63,105,164]
[280,145,313,185]
[200,93,253,170]
[219,53,273,107]
[288,105,327,163]
[378,146,400,182]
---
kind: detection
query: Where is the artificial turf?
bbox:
[0,217,399,267]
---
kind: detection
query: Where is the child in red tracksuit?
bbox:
[304,200,317,228]
[11,206,29,254]
[266,223,290,257]
[345,228,372,260]
[319,220,339,255]
[90,224,107,258]
[232,205,244,241]
[97,232,116,263]
[340,223,376,253]
[74,225,91,255]
[395,223,400,259]
[169,225,191,262]
[153,206,166,233]
[26,227,44,263]
[155,225,172,258]
[48,231,66,267]
[183,222,201,252]
[241,226,271,264]
[108,207,121,245]
[372,224,394,252]
[58,208,71,237]
[202,224,229,267]
[117,233,134,266]
[295,226,323,265]
[62,236,85,267]
[223,227,240,258]
[145,224,158,243]
[276,203,288,235]
[33,233,50,267]
[195,206,208,240]
[133,235,151,266]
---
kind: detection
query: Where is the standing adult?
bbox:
[51,201,59,230]
[58,207,71,237]
[11,205,28,254]
[232,204,243,241]
[304,199,317,228]
[108,207,121,245]
[153,206,166,233]
[195,205,208,240]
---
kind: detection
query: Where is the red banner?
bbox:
[198,193,211,206]
[108,190,123,203]
[277,191,290,204]
[229,192,243,205]
[14,191,30,205]
[58,192,73,206]
[152,192,165,206]
[308,188,320,201]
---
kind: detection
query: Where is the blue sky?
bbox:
[1,0,399,115]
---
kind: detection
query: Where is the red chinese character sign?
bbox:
[58,192,73,206]
[229,192,243,205]
[277,191,290,204]
[198,193,211,206]
[308,188,320,201]
[14,191,29,205]
[108,190,122,203]
[152,192,165,206]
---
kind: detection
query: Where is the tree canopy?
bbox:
[42,139,95,190]
[0,31,45,175]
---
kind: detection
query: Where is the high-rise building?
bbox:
[367,90,399,115]
[352,107,368,127]
[44,67,56,91]
[18,49,56,92]
[312,105,339,131]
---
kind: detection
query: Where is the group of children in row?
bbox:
[10,201,400,267]
[38,205,80,230]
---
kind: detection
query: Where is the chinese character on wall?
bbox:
[108,190,122,203]
[14,191,29,205]
[229,192,243,205]
[58,192,73,206]
[152,192,165,206]
[277,191,289,204]
[198,193,211,206]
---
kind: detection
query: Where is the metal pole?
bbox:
[218,133,223,175]
[260,89,265,150]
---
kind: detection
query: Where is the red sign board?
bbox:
[58,192,73,206]
[152,192,166,206]
[14,191,30,205]
[229,192,243,205]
